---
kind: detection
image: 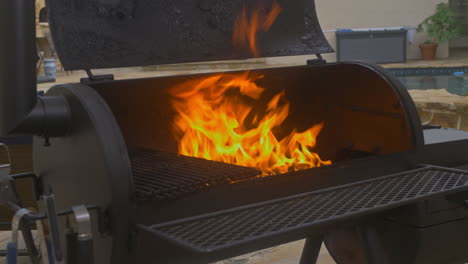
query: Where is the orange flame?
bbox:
[233,1,282,57]
[169,73,331,175]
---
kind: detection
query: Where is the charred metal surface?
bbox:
[198,0,243,33]
[45,0,334,70]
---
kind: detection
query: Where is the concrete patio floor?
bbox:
[0,238,336,264]
[383,48,468,68]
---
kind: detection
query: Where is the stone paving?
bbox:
[0,238,335,264]
[410,89,468,130]
[383,48,468,69]
[217,241,335,264]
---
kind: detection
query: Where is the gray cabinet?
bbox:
[336,29,407,63]
[450,0,468,37]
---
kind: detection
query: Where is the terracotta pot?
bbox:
[419,43,438,60]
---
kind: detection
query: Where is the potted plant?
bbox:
[417,3,462,60]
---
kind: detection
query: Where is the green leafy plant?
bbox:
[417,3,463,44]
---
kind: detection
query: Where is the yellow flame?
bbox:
[232,0,283,57]
[169,73,331,175]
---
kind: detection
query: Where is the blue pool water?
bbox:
[397,74,468,96]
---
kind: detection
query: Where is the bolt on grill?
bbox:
[144,167,468,254]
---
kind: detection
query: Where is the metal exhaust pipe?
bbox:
[0,0,69,139]
[0,0,37,136]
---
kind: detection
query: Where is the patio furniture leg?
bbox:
[21,220,40,264]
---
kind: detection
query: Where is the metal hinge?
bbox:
[307,54,327,66]
[80,69,115,84]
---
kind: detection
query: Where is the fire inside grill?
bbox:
[168,1,331,176]
[169,73,331,175]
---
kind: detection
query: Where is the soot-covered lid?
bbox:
[46,0,334,70]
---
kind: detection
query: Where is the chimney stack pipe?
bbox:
[0,0,37,136]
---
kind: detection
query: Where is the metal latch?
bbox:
[81,69,114,84]
[67,205,95,264]
[307,54,327,66]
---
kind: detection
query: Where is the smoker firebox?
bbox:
[3,0,468,263]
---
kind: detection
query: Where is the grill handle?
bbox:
[72,205,94,264]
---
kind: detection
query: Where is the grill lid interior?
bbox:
[45,0,334,71]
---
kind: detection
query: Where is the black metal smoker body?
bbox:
[2,0,468,263]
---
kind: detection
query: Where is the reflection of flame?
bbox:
[169,73,331,176]
[232,1,282,57]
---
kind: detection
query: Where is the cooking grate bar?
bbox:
[129,148,261,201]
[140,166,468,255]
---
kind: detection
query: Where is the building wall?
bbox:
[36,0,46,33]
[266,0,449,65]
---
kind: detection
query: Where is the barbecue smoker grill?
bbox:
[3,0,468,264]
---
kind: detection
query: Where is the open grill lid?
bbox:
[46,0,334,71]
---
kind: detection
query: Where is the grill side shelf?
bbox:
[138,166,468,255]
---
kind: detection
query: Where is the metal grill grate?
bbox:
[144,167,468,253]
[129,148,261,201]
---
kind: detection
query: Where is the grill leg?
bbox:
[299,237,322,264]
[324,228,369,264]
[355,225,390,264]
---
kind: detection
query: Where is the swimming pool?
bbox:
[397,75,468,96]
